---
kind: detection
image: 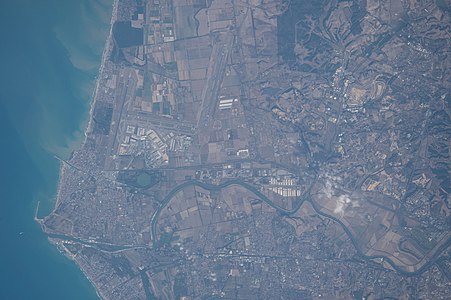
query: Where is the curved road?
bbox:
[150,179,450,277]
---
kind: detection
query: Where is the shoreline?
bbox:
[38,0,119,222]
[84,0,119,140]
[49,237,107,300]
[38,1,120,299]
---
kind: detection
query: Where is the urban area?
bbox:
[39,0,450,299]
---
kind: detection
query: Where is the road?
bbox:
[149,178,450,276]
[196,32,234,128]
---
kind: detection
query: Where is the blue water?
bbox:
[0,0,111,299]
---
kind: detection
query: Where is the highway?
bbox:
[149,178,450,277]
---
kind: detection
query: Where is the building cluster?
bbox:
[41,0,451,299]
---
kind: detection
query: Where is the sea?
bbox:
[0,0,112,299]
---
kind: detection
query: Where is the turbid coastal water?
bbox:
[0,0,112,299]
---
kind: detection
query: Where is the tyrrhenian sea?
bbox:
[0,0,112,299]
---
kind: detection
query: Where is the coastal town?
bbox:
[39,0,450,299]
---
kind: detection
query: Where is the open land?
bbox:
[39,0,451,299]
